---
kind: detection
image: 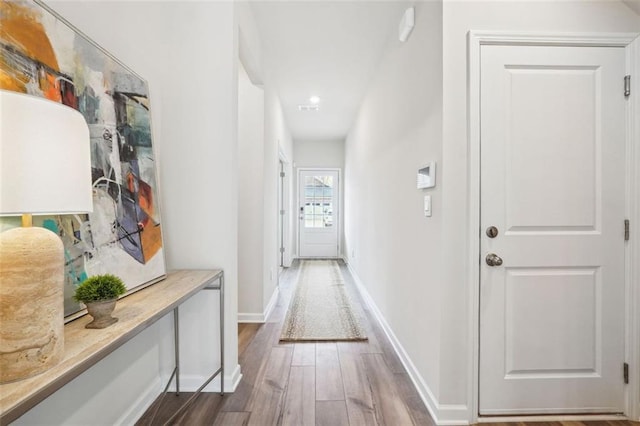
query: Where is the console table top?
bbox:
[0,269,223,425]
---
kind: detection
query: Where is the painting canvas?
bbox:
[0,0,166,317]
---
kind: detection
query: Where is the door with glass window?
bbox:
[298,169,339,258]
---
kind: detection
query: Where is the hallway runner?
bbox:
[280,260,367,342]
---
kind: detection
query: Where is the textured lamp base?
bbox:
[0,226,65,383]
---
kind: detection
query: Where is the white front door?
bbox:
[479,44,626,414]
[298,170,339,258]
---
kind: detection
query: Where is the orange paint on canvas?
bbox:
[0,1,59,72]
[137,179,155,219]
[0,69,25,92]
[0,48,30,91]
[140,219,162,263]
[39,72,62,102]
[126,172,136,193]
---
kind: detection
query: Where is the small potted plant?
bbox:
[74,274,127,329]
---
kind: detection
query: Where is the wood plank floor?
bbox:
[482,424,639,426]
[136,261,639,426]
[137,260,431,425]
[238,323,262,358]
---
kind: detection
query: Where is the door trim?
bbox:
[278,146,292,268]
[625,35,640,422]
[296,167,342,258]
[467,31,640,423]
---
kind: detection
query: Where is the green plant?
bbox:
[74,274,127,303]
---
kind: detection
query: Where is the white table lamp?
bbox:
[0,90,92,383]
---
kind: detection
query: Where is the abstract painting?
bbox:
[0,0,166,317]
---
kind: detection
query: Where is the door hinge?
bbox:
[280,171,285,178]
[625,219,630,241]
[280,247,285,254]
[624,362,629,384]
[624,75,631,97]
[280,209,285,216]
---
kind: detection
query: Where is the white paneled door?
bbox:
[299,170,339,258]
[479,45,626,414]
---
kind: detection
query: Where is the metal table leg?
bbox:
[161,272,225,425]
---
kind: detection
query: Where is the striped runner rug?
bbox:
[280,260,367,342]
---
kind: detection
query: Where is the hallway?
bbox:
[1,1,639,423]
[138,261,640,425]
[138,260,435,425]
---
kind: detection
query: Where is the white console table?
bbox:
[0,269,224,425]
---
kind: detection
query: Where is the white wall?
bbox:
[18,1,242,423]
[441,0,640,412]
[238,60,265,318]
[237,1,264,88]
[236,1,294,321]
[294,139,345,257]
[263,83,294,304]
[294,139,345,169]
[344,0,444,410]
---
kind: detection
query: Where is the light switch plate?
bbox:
[424,195,432,217]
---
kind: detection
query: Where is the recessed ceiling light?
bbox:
[309,96,320,104]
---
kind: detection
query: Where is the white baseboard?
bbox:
[263,287,279,322]
[477,414,629,423]
[228,363,243,391]
[116,377,162,425]
[346,263,470,426]
[238,287,279,323]
[167,363,242,393]
[237,312,265,323]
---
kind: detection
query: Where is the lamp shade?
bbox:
[0,90,93,215]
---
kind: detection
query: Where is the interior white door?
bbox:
[299,170,339,258]
[479,45,626,414]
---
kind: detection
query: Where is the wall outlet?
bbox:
[351,249,356,259]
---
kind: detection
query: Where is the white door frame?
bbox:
[296,167,342,258]
[467,31,640,423]
[626,35,640,422]
[278,146,292,268]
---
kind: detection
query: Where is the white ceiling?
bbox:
[251,1,640,142]
[250,1,408,141]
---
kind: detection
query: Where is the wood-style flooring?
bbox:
[238,323,262,357]
[137,260,432,425]
[137,260,639,426]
